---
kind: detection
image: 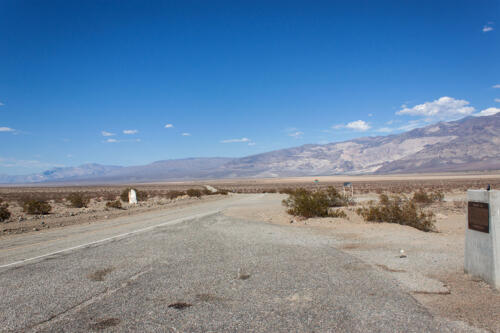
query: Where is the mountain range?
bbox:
[1,113,499,184]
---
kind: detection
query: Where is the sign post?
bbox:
[464,190,500,289]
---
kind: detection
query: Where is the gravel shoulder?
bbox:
[223,193,500,332]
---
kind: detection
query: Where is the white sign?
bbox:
[129,189,137,204]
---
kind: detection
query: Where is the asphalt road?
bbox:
[0,194,480,332]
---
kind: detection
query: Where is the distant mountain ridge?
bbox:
[1,114,499,184]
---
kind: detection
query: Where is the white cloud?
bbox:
[101,131,115,137]
[483,25,494,32]
[332,124,344,129]
[493,84,500,89]
[181,133,191,136]
[0,127,15,132]
[106,138,118,143]
[0,102,4,106]
[346,120,371,131]
[221,137,251,143]
[123,129,138,135]
[396,96,475,120]
[495,98,500,103]
[288,131,304,138]
[164,124,174,128]
[474,107,500,117]
[248,142,256,146]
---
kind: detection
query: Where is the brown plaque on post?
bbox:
[468,201,489,233]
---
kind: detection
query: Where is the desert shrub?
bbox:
[279,188,295,195]
[66,192,90,208]
[282,187,351,218]
[0,203,11,222]
[263,188,277,193]
[356,194,435,232]
[120,188,148,202]
[216,188,229,195]
[165,190,185,200]
[328,209,347,218]
[412,189,445,204]
[22,200,52,215]
[186,189,202,198]
[106,200,122,209]
[103,192,117,201]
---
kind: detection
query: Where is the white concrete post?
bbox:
[465,190,500,289]
[129,189,137,204]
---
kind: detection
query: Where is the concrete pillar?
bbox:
[129,189,137,204]
[465,190,500,289]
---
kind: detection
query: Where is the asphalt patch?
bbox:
[89,318,120,330]
[168,302,192,310]
[88,267,114,282]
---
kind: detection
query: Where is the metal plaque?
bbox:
[468,201,489,233]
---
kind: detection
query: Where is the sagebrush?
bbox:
[106,200,122,209]
[356,194,435,232]
[186,189,202,198]
[67,192,90,208]
[0,203,11,222]
[282,187,351,218]
[22,200,52,215]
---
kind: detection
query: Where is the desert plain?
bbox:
[1,172,500,332]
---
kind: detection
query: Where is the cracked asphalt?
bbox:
[0,194,482,332]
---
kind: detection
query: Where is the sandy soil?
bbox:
[223,193,500,332]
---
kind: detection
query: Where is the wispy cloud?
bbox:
[376,127,395,133]
[493,84,500,89]
[483,25,494,32]
[331,120,371,131]
[0,157,64,169]
[396,96,475,120]
[181,133,191,136]
[0,127,15,132]
[474,107,500,117]
[123,129,138,135]
[164,123,174,128]
[288,131,304,138]
[105,138,118,143]
[221,137,251,143]
[0,102,4,106]
[495,98,500,103]
[101,131,115,137]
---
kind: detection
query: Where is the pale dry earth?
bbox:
[224,193,500,332]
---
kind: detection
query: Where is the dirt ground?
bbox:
[0,193,227,237]
[223,192,500,333]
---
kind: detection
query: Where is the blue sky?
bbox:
[0,0,499,175]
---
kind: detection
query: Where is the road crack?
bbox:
[25,268,151,332]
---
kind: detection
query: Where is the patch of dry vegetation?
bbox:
[0,198,11,222]
[412,189,444,204]
[282,187,352,218]
[22,199,52,215]
[356,193,435,232]
[186,189,202,198]
[105,200,122,209]
[66,192,90,208]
